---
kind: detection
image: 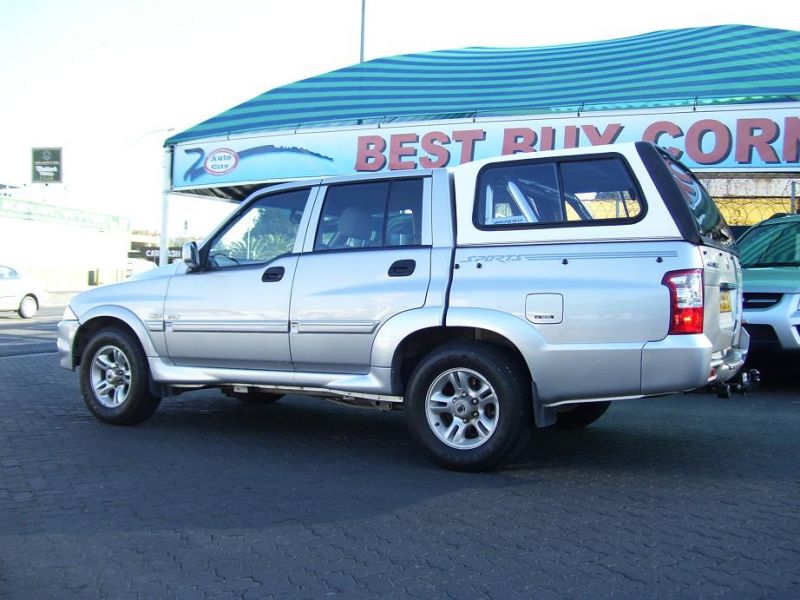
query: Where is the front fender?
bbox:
[77,305,161,358]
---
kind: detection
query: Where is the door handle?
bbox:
[262,266,285,282]
[388,259,416,277]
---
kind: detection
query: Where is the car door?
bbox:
[290,176,432,374]
[163,186,316,370]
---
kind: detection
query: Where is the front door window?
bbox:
[208,188,309,268]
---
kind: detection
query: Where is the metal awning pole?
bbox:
[360,0,365,63]
[159,147,174,266]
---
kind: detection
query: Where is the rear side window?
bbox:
[660,153,734,247]
[315,178,423,250]
[475,156,644,228]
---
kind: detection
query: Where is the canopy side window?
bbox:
[475,155,645,229]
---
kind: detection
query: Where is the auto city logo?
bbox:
[203,148,239,176]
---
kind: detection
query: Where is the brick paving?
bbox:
[0,349,798,599]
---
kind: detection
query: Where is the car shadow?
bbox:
[146,390,768,480]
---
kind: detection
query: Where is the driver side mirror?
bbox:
[182,241,200,271]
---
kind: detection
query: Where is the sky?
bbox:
[1,0,799,238]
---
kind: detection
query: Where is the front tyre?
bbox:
[79,327,161,425]
[405,343,531,472]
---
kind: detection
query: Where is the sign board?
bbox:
[171,103,800,191]
[129,246,181,261]
[32,147,63,183]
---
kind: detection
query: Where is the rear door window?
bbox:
[314,178,423,251]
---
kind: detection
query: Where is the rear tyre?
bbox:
[554,401,611,430]
[18,295,38,319]
[79,327,161,425]
[405,342,531,472]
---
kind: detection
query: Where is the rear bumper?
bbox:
[641,329,749,395]
[710,328,749,384]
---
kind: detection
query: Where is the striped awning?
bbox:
[167,25,800,146]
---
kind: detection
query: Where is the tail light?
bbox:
[662,269,704,335]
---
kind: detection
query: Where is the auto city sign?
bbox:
[203,148,239,176]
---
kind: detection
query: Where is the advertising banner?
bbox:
[171,103,800,190]
[31,147,62,183]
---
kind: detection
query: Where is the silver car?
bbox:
[738,214,800,351]
[58,143,747,471]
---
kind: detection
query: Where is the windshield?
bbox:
[659,151,734,247]
[738,220,800,267]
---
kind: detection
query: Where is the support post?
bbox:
[159,146,174,266]
[360,0,366,63]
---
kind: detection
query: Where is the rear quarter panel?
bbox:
[448,241,703,402]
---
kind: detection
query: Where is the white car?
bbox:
[0,265,47,318]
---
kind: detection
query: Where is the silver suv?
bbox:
[738,214,800,351]
[58,142,748,471]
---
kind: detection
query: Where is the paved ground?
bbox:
[0,306,62,357]
[0,314,798,599]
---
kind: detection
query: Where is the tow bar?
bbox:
[714,369,761,399]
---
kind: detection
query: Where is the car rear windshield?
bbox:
[660,152,734,247]
[738,220,800,267]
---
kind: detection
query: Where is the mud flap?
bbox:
[532,382,557,427]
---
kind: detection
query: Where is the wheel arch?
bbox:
[72,306,158,370]
[387,307,555,427]
[390,325,532,394]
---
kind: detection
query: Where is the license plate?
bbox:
[720,290,732,313]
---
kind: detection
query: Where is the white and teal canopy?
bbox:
[167,25,800,146]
